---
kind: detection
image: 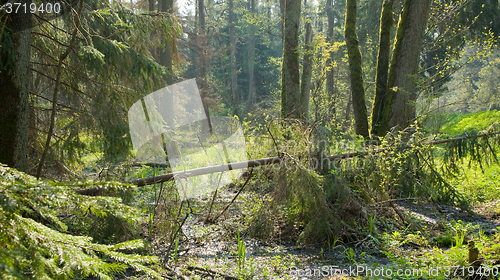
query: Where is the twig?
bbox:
[166,199,191,262]
[212,168,254,223]
[204,171,225,223]
[205,189,218,224]
[36,0,84,179]
[266,121,281,158]
[187,266,238,280]
[390,201,424,233]
[373,197,415,205]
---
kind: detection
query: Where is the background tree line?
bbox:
[0,0,499,173]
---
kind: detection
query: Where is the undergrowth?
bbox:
[0,164,161,279]
[237,117,500,245]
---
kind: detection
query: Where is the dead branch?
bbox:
[186,266,238,280]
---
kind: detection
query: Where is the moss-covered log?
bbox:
[344,0,369,138]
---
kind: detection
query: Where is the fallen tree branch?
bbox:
[211,168,254,223]
[187,266,238,280]
[129,131,500,187]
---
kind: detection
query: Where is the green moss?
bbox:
[344,0,369,138]
[376,0,413,135]
[371,0,395,137]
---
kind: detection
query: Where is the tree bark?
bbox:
[281,0,301,119]
[377,0,432,133]
[325,0,336,117]
[149,0,155,11]
[198,0,212,133]
[279,0,285,36]
[344,0,369,138]
[300,21,313,123]
[0,0,31,172]
[246,0,257,114]
[160,0,174,85]
[229,0,239,115]
[371,0,395,137]
[159,0,175,135]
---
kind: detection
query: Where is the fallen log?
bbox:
[128,131,499,187]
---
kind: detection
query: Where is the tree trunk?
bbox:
[159,0,175,136]
[149,0,155,11]
[281,0,301,119]
[371,0,395,137]
[229,0,239,116]
[377,0,432,133]
[279,0,285,36]
[246,0,257,114]
[326,0,336,117]
[300,22,313,123]
[160,0,174,85]
[344,0,369,138]
[198,0,212,133]
[0,1,31,171]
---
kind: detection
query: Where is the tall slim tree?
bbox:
[229,0,239,115]
[246,0,257,113]
[300,21,313,122]
[371,0,395,137]
[198,0,212,132]
[160,0,175,138]
[160,0,174,85]
[279,0,285,35]
[0,1,31,171]
[281,0,302,119]
[325,0,335,116]
[344,0,369,138]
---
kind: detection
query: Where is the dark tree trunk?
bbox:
[229,0,239,115]
[159,0,175,135]
[279,0,285,36]
[281,0,301,119]
[0,0,31,171]
[246,0,257,114]
[160,0,174,85]
[344,0,369,138]
[198,0,212,133]
[326,0,336,117]
[371,0,395,137]
[376,0,432,133]
[300,22,313,123]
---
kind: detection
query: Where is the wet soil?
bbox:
[150,190,500,279]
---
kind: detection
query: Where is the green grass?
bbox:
[448,161,500,203]
[440,110,500,136]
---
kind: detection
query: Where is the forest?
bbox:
[1,0,500,279]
